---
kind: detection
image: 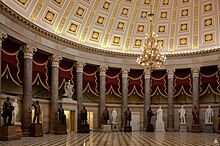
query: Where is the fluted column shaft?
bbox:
[50,55,62,133]
[98,66,108,128]
[121,68,130,128]
[144,70,151,130]
[0,32,7,125]
[76,62,84,132]
[192,67,200,108]
[22,45,37,136]
[167,69,175,132]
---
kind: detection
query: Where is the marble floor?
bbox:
[0,132,219,146]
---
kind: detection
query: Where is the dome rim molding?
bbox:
[0,2,220,59]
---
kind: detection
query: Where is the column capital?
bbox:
[122,68,130,78]
[75,61,85,73]
[21,45,37,59]
[99,65,108,76]
[167,69,175,79]
[191,67,200,78]
[50,55,62,67]
[144,69,151,79]
[0,32,8,42]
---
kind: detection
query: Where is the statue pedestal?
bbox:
[79,124,90,133]
[204,124,214,133]
[146,124,154,132]
[15,123,23,138]
[191,123,201,133]
[101,124,111,132]
[0,126,20,141]
[30,123,43,137]
[112,124,119,131]
[155,121,165,132]
[179,124,187,132]
[55,123,67,134]
[124,126,132,132]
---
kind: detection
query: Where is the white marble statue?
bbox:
[156,106,163,122]
[63,80,74,99]
[205,105,214,124]
[12,98,19,125]
[111,108,118,124]
[178,106,186,124]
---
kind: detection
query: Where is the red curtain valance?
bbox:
[151,70,167,97]
[106,68,121,97]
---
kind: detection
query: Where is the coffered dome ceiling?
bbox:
[2,0,220,53]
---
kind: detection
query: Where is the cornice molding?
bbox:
[0,2,220,59]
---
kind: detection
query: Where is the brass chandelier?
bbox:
[136,9,166,70]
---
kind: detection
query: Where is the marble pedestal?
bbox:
[124,126,132,132]
[15,123,23,138]
[204,124,214,133]
[179,124,187,132]
[55,123,67,134]
[155,121,165,132]
[30,124,43,137]
[146,124,154,132]
[191,124,201,133]
[101,124,112,132]
[112,124,119,131]
[79,124,90,133]
[0,126,20,141]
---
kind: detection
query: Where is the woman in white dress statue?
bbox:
[12,98,19,125]
[205,105,214,124]
[111,108,117,124]
[63,80,74,99]
[156,106,163,122]
[178,106,186,124]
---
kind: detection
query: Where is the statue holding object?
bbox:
[1,97,14,126]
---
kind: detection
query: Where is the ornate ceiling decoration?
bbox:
[1,0,220,53]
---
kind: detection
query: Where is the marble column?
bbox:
[144,70,151,130]
[21,45,37,136]
[50,55,62,133]
[121,68,130,128]
[98,66,108,128]
[191,67,200,108]
[0,32,7,125]
[167,69,175,132]
[76,61,85,132]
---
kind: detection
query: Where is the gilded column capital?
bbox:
[0,32,8,43]
[191,67,200,78]
[50,55,62,68]
[21,45,37,59]
[99,65,108,76]
[122,68,130,78]
[144,69,151,79]
[167,69,175,79]
[75,61,85,73]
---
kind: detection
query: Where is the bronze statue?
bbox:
[103,107,109,124]
[81,106,87,125]
[124,107,132,126]
[32,100,41,124]
[58,104,66,124]
[147,107,154,124]
[192,106,199,124]
[1,97,14,126]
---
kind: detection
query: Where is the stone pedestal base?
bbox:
[146,124,154,132]
[30,124,43,137]
[79,124,90,133]
[204,124,214,133]
[179,124,187,132]
[191,124,201,133]
[155,121,165,132]
[112,124,119,131]
[124,126,132,132]
[55,123,67,134]
[0,126,20,141]
[101,124,111,132]
[15,124,23,138]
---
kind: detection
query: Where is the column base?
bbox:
[15,123,23,139]
[146,124,154,132]
[30,123,43,137]
[167,127,175,132]
[191,123,201,133]
[0,126,20,141]
[204,124,214,133]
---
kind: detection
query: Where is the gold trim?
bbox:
[193,0,198,50]
[30,0,46,21]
